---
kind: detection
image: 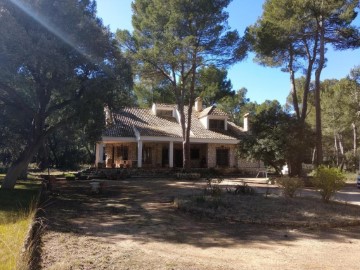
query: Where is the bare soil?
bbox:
[39,178,360,270]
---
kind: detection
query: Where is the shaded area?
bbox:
[0,181,41,223]
[41,179,360,245]
[40,178,360,269]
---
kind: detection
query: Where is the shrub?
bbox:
[311,166,345,203]
[276,177,304,198]
[204,177,223,197]
[233,181,256,195]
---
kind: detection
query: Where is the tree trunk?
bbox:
[1,138,43,189]
[182,61,197,171]
[352,122,357,155]
[338,134,345,169]
[288,158,302,177]
[314,16,325,166]
[312,148,316,164]
[37,143,50,170]
[288,124,305,176]
[289,47,300,119]
[268,160,281,175]
[334,132,339,166]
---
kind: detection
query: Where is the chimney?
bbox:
[104,106,113,125]
[195,97,203,112]
[243,113,250,132]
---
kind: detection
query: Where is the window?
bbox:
[209,119,225,130]
[143,147,152,164]
[190,148,200,160]
[116,145,128,160]
[157,109,173,117]
[216,148,229,167]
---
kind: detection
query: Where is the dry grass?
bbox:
[176,193,360,228]
[0,211,36,270]
[0,182,41,270]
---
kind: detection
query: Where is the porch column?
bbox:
[137,140,143,168]
[95,143,104,167]
[169,141,174,168]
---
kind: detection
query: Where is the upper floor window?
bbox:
[209,119,225,130]
[156,109,173,117]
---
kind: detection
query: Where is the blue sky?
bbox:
[96,0,360,105]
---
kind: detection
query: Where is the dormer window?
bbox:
[209,119,225,130]
[156,109,173,117]
[151,103,176,121]
[197,104,228,131]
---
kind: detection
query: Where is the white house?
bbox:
[95,97,262,171]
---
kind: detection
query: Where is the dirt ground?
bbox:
[39,178,360,270]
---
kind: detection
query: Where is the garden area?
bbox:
[176,187,360,228]
[0,170,360,269]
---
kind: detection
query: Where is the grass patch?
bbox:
[0,181,41,270]
[176,193,360,228]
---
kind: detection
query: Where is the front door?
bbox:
[216,148,229,167]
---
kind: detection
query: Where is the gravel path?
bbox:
[39,178,360,270]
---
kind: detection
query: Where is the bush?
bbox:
[311,166,345,203]
[232,181,256,195]
[204,177,223,197]
[276,177,304,198]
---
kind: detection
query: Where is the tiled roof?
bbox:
[103,106,244,140]
[198,106,228,118]
[154,103,176,108]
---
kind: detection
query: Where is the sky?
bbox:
[96,0,360,105]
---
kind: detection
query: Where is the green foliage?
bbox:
[249,0,360,166]
[0,0,133,187]
[238,100,314,175]
[276,177,304,198]
[217,87,252,125]
[196,65,234,107]
[311,166,346,202]
[133,80,176,108]
[316,76,360,170]
[118,0,246,169]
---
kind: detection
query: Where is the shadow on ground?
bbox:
[41,178,360,250]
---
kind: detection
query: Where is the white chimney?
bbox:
[195,97,203,112]
[104,106,113,125]
[243,113,249,132]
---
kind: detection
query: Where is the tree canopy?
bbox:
[248,0,360,169]
[238,100,314,175]
[117,0,247,169]
[0,0,133,189]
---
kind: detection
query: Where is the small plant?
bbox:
[233,181,256,195]
[276,177,303,198]
[204,177,223,197]
[311,166,345,203]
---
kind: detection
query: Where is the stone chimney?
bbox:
[195,97,203,112]
[243,113,250,132]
